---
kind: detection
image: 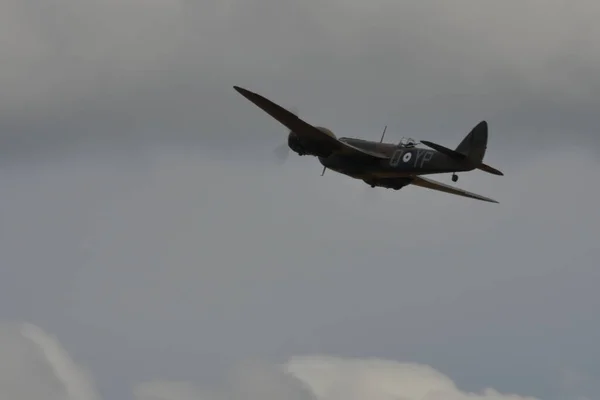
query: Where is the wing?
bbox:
[336,139,389,159]
[233,86,387,159]
[410,176,498,203]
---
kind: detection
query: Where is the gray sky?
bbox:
[0,1,598,399]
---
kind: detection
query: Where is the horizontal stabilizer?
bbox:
[422,138,503,176]
[420,140,466,160]
[477,163,504,176]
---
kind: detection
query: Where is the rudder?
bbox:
[455,120,487,165]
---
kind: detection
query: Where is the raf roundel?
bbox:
[402,152,412,163]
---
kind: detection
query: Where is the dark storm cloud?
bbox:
[1,0,599,163]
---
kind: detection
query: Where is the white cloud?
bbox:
[285,356,541,400]
[135,356,546,400]
[0,322,98,400]
[0,321,543,400]
[21,323,101,400]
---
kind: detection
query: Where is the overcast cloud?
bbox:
[0,1,599,400]
[2,323,545,400]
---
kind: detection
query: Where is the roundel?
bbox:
[402,152,412,162]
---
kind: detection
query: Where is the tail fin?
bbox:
[420,120,503,176]
[455,120,488,165]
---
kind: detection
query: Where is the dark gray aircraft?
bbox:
[234,86,503,203]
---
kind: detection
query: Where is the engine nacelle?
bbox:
[315,126,336,139]
[287,131,306,155]
[287,126,336,157]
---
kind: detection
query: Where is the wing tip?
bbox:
[473,193,499,204]
[468,194,499,204]
[233,85,248,95]
[470,196,499,204]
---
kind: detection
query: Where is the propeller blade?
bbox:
[273,107,298,165]
[271,106,297,165]
[273,142,290,164]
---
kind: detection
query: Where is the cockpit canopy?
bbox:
[398,137,418,148]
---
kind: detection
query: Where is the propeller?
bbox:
[271,106,299,164]
[272,142,289,164]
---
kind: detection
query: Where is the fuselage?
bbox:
[317,137,474,180]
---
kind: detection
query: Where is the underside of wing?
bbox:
[234,86,387,160]
[410,176,498,203]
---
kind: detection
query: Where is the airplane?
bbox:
[233,86,503,203]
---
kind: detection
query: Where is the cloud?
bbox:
[1,3,600,391]
[1,0,600,164]
[135,356,546,400]
[63,144,599,349]
[0,322,99,400]
[134,382,206,400]
[558,367,600,400]
[285,356,541,400]
[0,131,597,399]
[134,361,315,400]
[0,321,543,400]
[21,323,101,400]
